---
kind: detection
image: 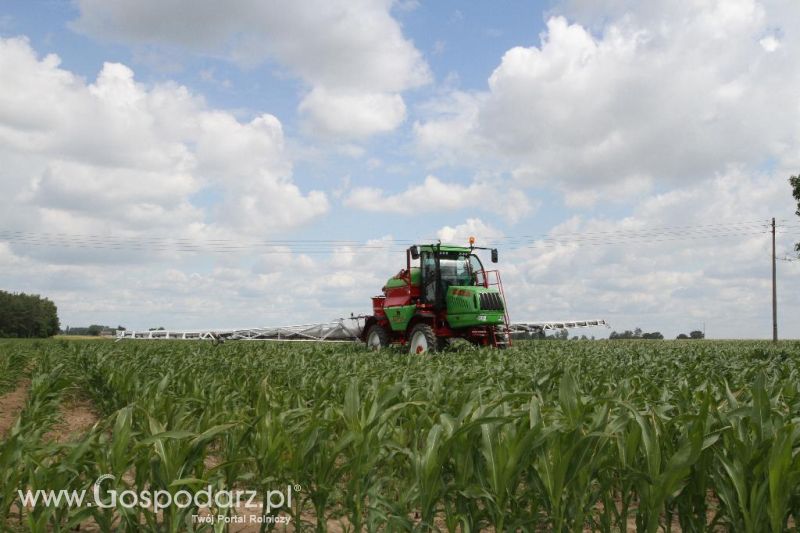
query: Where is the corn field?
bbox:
[1,339,800,532]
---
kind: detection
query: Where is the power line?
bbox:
[525,231,770,250]
[0,219,787,254]
[526,227,769,246]
[495,221,772,245]
[0,229,770,252]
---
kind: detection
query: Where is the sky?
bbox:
[0,0,798,339]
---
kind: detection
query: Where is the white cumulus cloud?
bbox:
[437,219,504,245]
[498,169,799,338]
[298,87,407,139]
[415,1,800,202]
[343,175,535,223]
[71,0,431,138]
[0,37,328,262]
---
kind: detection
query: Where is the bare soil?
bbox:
[0,378,30,438]
[44,395,100,443]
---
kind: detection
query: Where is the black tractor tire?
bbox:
[408,323,438,355]
[365,324,391,351]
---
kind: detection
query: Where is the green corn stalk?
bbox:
[407,422,447,528]
[712,373,800,533]
[475,409,539,531]
[4,336,800,531]
[525,374,612,532]
[628,400,719,533]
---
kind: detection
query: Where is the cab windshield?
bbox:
[419,251,486,303]
[438,253,485,288]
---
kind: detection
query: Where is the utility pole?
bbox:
[772,217,778,343]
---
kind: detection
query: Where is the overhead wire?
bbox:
[499,219,770,239]
[0,218,792,254]
[0,229,773,252]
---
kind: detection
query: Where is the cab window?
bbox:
[468,254,486,286]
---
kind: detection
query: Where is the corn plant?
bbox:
[3,337,800,531]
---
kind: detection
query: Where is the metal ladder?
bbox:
[484,269,512,348]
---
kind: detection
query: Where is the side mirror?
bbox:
[410,245,420,260]
[491,249,498,263]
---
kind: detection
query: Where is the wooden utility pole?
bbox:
[772,217,778,342]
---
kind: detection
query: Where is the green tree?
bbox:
[610,329,662,340]
[548,329,569,340]
[0,290,60,338]
[792,173,800,255]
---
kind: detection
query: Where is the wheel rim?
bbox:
[409,331,428,354]
[367,331,382,350]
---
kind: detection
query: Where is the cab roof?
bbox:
[416,244,472,254]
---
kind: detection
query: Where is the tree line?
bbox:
[62,325,121,336]
[513,327,706,341]
[0,290,60,338]
[610,328,704,340]
[609,328,664,339]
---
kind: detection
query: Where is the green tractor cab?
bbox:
[363,241,510,354]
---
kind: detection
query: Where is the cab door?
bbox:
[420,251,438,306]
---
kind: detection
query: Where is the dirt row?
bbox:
[0,378,30,438]
[0,380,100,442]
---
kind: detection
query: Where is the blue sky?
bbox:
[0,0,798,338]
